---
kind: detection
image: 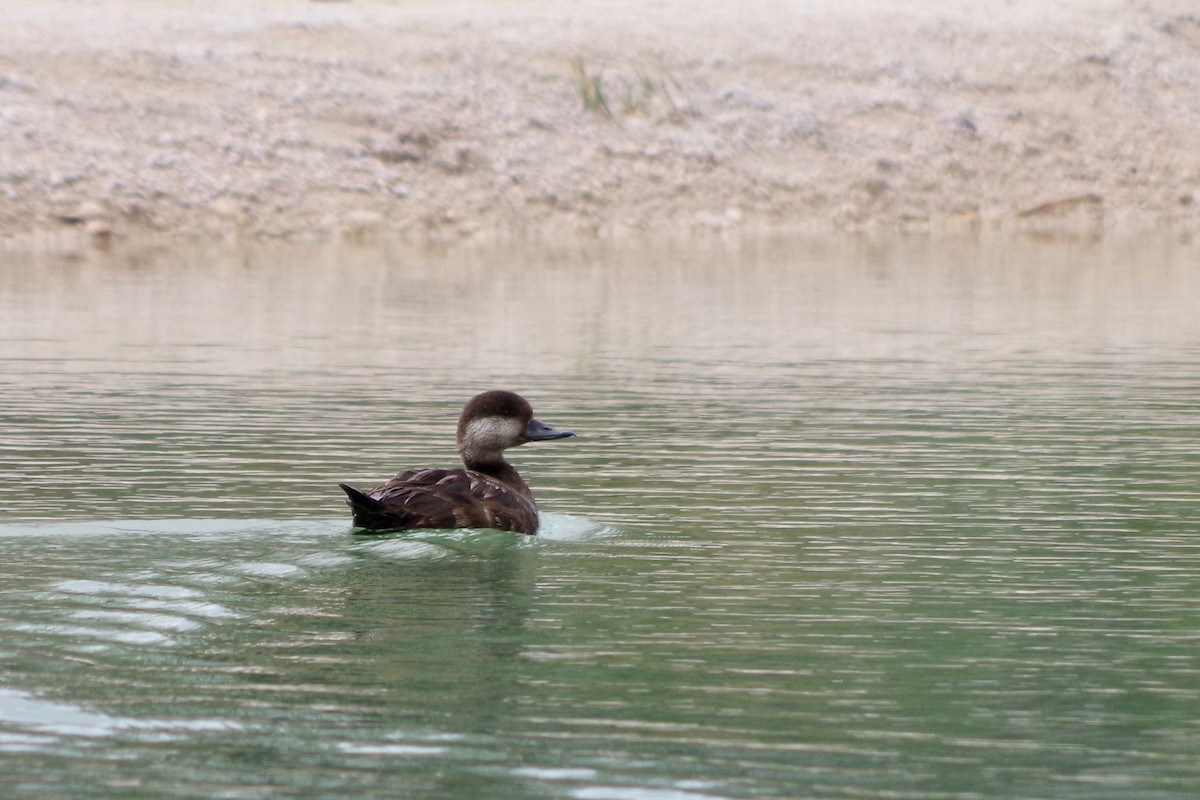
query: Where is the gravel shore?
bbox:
[3,0,1199,247]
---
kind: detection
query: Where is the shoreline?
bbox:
[3,0,1199,249]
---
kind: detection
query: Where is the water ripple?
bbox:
[1,239,1199,798]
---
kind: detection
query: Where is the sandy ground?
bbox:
[2,0,1200,247]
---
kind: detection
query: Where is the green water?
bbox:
[1,236,1198,799]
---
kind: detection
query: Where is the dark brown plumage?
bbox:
[339,391,575,535]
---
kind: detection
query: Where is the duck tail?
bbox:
[338,483,403,531]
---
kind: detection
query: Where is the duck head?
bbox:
[457,390,575,466]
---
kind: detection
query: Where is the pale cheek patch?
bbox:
[464,416,520,444]
[461,416,524,462]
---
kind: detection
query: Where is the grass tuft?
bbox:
[571,58,613,120]
[571,58,692,122]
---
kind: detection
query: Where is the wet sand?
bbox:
[3,0,1199,247]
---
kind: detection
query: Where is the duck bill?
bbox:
[523,417,576,442]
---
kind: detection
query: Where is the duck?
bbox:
[338,390,575,534]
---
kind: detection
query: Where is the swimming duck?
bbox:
[339,390,575,534]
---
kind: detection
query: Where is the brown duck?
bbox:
[338,391,575,534]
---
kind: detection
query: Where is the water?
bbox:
[1,235,1198,799]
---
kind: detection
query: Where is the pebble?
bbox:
[72,200,109,222]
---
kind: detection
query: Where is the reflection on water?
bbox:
[1,235,1199,799]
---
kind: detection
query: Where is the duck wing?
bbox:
[341,468,539,533]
